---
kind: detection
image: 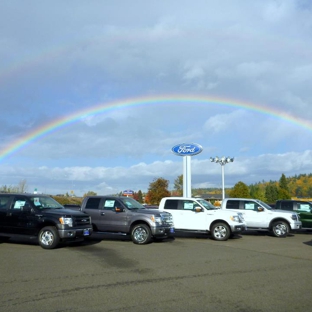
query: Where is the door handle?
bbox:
[101,212,105,216]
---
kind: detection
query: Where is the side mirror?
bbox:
[21,203,32,212]
[194,206,202,212]
[115,207,124,212]
[257,207,264,212]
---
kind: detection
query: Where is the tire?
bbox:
[38,226,60,249]
[211,222,230,241]
[131,224,152,245]
[272,221,290,237]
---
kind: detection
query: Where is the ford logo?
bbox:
[171,143,203,156]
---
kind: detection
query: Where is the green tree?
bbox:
[279,174,289,191]
[249,183,266,201]
[145,177,171,205]
[265,183,279,203]
[229,181,250,198]
[278,173,290,199]
[173,174,183,196]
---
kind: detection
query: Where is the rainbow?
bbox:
[0,94,311,162]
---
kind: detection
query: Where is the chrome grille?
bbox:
[160,213,174,226]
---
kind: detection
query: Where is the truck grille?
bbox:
[237,212,245,223]
[160,213,174,226]
[73,215,91,226]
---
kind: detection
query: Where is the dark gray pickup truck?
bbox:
[80,196,174,244]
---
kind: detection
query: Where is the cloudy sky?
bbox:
[0,0,312,196]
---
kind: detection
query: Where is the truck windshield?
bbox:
[256,199,272,210]
[29,196,64,209]
[119,197,146,210]
[197,199,218,210]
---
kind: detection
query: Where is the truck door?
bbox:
[0,195,12,233]
[163,199,206,230]
[240,200,268,228]
[295,202,312,228]
[178,200,206,230]
[98,198,128,232]
[6,196,35,235]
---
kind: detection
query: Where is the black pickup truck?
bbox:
[274,199,312,229]
[0,193,93,249]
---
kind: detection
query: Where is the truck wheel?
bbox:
[272,221,290,237]
[38,226,60,249]
[131,224,152,245]
[211,223,230,241]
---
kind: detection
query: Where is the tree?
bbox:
[249,183,266,201]
[145,177,171,205]
[18,179,28,193]
[173,175,183,196]
[229,181,250,198]
[265,183,279,203]
[278,173,290,199]
[279,174,289,191]
[83,191,97,197]
[133,190,143,203]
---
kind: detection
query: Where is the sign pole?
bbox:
[172,143,203,198]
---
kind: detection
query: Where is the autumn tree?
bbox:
[145,177,171,205]
[0,185,19,193]
[133,190,143,203]
[173,174,183,196]
[83,191,97,197]
[229,181,250,198]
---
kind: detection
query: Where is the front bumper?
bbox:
[290,221,302,231]
[152,226,175,238]
[231,224,247,233]
[58,227,93,239]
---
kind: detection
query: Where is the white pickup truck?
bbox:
[220,198,302,237]
[158,197,246,241]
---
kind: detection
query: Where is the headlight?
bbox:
[230,215,240,222]
[150,215,162,225]
[291,214,298,221]
[59,217,73,227]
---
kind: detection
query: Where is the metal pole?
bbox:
[210,156,234,200]
[221,164,225,200]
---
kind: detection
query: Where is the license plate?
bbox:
[170,228,175,233]
[83,229,90,236]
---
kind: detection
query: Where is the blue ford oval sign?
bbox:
[171,143,203,156]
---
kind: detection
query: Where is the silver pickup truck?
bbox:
[80,196,174,244]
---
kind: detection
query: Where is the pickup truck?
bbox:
[158,197,246,241]
[274,199,312,229]
[0,193,93,249]
[220,198,302,237]
[80,196,174,244]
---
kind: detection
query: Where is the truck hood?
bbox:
[270,209,297,215]
[129,208,168,215]
[38,208,89,217]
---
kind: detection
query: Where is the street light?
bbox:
[210,156,234,200]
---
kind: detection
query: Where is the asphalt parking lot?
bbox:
[1,230,312,312]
